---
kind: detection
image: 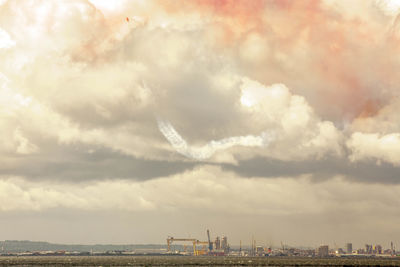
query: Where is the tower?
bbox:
[214,237,221,250]
[346,243,352,254]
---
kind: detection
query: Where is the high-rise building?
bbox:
[221,236,228,250]
[317,245,329,257]
[346,243,352,254]
[214,237,221,250]
[391,241,395,255]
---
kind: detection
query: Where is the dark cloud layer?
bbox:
[223,156,400,184]
[0,145,197,182]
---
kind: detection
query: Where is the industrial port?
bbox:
[165,230,399,259]
[0,233,398,259]
[1,235,400,266]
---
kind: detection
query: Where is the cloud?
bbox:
[375,0,400,15]
[348,97,400,166]
[2,165,400,247]
[1,165,400,221]
[235,80,344,161]
[223,155,400,184]
[0,27,14,49]
[0,0,395,179]
[156,77,343,162]
[347,132,400,165]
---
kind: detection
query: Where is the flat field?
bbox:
[0,256,400,266]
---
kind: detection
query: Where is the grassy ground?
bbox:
[0,256,400,266]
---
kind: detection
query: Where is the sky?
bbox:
[1,0,400,249]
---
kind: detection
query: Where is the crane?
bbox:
[166,237,198,255]
[195,241,210,255]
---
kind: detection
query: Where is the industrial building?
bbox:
[166,233,397,258]
[317,245,329,257]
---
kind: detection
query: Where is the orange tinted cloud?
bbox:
[153,0,395,120]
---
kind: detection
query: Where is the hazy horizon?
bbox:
[1,0,400,250]
[0,239,393,251]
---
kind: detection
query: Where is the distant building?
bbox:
[221,236,228,250]
[391,241,395,256]
[376,244,382,254]
[317,245,329,257]
[255,246,264,256]
[365,244,372,254]
[346,243,352,254]
[357,248,366,255]
[214,237,220,250]
[337,248,344,255]
[221,236,229,253]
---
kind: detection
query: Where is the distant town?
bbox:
[0,231,398,258]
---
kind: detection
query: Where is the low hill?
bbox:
[0,240,170,253]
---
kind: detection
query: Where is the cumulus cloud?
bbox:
[156,77,343,162]
[237,80,344,161]
[348,97,400,165]
[0,0,400,244]
[0,0,397,177]
[347,132,400,165]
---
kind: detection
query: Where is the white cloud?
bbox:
[348,132,400,165]
[237,79,344,161]
[348,97,400,165]
[375,0,400,15]
[156,78,343,162]
[0,28,15,49]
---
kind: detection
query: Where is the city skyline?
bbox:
[1,0,400,247]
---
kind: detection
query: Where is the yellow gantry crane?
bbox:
[167,237,198,255]
[167,236,212,256]
[195,241,210,255]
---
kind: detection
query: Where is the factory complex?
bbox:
[166,230,399,258]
